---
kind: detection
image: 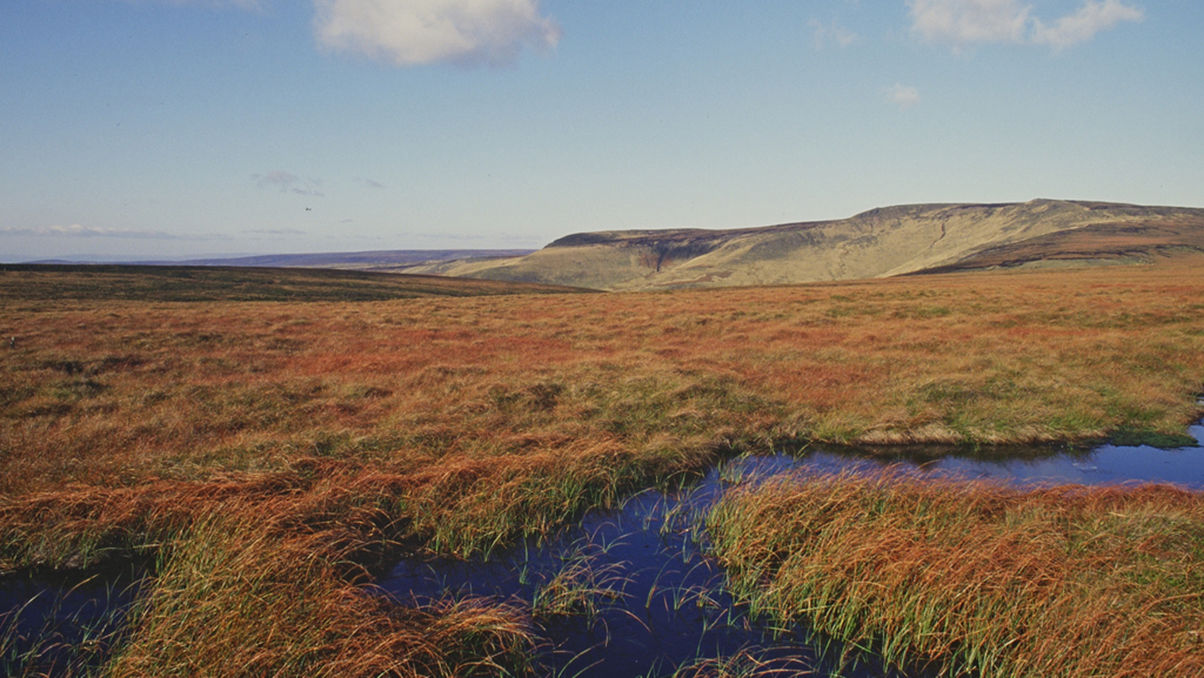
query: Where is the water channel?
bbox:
[376,421,1204,676]
[4,422,1202,675]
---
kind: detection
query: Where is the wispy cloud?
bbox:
[354,176,386,189]
[908,0,1142,50]
[410,231,538,244]
[253,170,325,197]
[809,17,859,50]
[242,228,307,236]
[885,83,921,109]
[0,224,184,239]
[313,0,561,67]
[121,0,265,8]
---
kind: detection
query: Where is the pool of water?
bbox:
[0,562,146,675]
[803,421,1204,489]
[378,453,915,677]
[377,422,1204,676]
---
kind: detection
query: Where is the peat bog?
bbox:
[1,261,1202,676]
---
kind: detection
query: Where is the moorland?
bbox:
[1,256,1202,676]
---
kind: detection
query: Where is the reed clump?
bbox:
[707,472,1204,677]
[108,505,538,677]
[531,542,627,620]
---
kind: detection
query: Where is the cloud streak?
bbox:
[908,0,1142,49]
[0,224,184,239]
[313,0,561,67]
[242,228,308,236]
[254,170,325,197]
[122,0,265,8]
[354,176,386,189]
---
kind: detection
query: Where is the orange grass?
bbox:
[108,499,537,678]
[707,472,1204,677]
[2,260,1200,500]
[0,259,1202,674]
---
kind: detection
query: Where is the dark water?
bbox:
[0,562,145,675]
[3,423,1201,675]
[377,422,1204,676]
[801,421,1204,490]
[378,453,913,677]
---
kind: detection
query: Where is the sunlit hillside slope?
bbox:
[399,200,1204,290]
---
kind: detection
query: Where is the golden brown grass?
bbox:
[108,501,537,678]
[1,259,1201,675]
[3,259,1200,498]
[707,472,1204,677]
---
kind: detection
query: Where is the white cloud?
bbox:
[809,17,859,50]
[313,0,561,67]
[0,224,183,239]
[1031,0,1143,48]
[908,0,1143,49]
[908,0,1031,46]
[885,83,921,108]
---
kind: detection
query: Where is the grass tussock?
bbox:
[531,541,627,621]
[707,472,1204,677]
[109,506,537,678]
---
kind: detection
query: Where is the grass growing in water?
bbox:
[108,508,539,677]
[0,569,143,677]
[531,541,628,621]
[707,471,1204,677]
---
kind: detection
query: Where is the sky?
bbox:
[2,0,1201,261]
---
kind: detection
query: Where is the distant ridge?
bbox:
[397,200,1204,291]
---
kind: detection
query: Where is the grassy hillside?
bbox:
[402,200,1204,290]
[0,264,592,303]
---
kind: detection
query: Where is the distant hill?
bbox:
[0,264,589,302]
[397,200,1204,291]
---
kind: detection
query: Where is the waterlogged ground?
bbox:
[0,562,145,674]
[3,424,1202,676]
[380,453,911,677]
[377,423,1204,676]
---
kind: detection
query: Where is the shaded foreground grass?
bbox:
[108,505,536,677]
[707,472,1204,677]
[1,259,1202,674]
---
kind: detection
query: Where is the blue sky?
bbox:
[2,0,1201,261]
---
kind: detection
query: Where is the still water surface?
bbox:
[4,423,1201,675]
[377,421,1204,676]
